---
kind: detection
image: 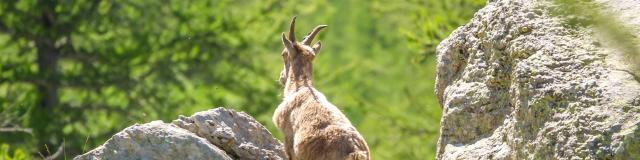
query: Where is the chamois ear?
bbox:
[312,41,321,54]
[282,32,296,55]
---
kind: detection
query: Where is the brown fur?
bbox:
[273,17,370,160]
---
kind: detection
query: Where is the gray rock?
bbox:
[173,108,286,160]
[74,121,232,160]
[75,108,286,160]
[436,0,640,159]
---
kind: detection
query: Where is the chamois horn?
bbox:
[288,16,297,42]
[302,25,327,45]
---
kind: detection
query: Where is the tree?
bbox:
[0,0,293,156]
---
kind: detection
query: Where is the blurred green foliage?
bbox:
[1,143,28,160]
[0,0,484,159]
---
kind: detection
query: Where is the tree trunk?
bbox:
[36,8,60,111]
[35,38,59,111]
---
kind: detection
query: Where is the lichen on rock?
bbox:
[435,0,640,159]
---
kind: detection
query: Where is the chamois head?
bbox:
[279,16,327,86]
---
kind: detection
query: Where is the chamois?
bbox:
[272,17,370,160]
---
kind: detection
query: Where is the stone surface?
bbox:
[435,0,640,159]
[173,108,286,160]
[74,121,232,160]
[75,108,286,160]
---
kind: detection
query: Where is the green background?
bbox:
[0,0,485,159]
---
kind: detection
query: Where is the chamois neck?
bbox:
[283,58,314,96]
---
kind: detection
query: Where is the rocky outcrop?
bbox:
[436,0,640,159]
[75,108,286,160]
[173,109,286,159]
[73,121,233,160]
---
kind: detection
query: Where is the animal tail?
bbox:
[347,151,369,160]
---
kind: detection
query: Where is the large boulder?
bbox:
[73,121,232,160]
[436,0,640,159]
[75,108,286,160]
[172,108,286,159]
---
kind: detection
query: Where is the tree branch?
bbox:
[44,141,65,160]
[0,126,33,135]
